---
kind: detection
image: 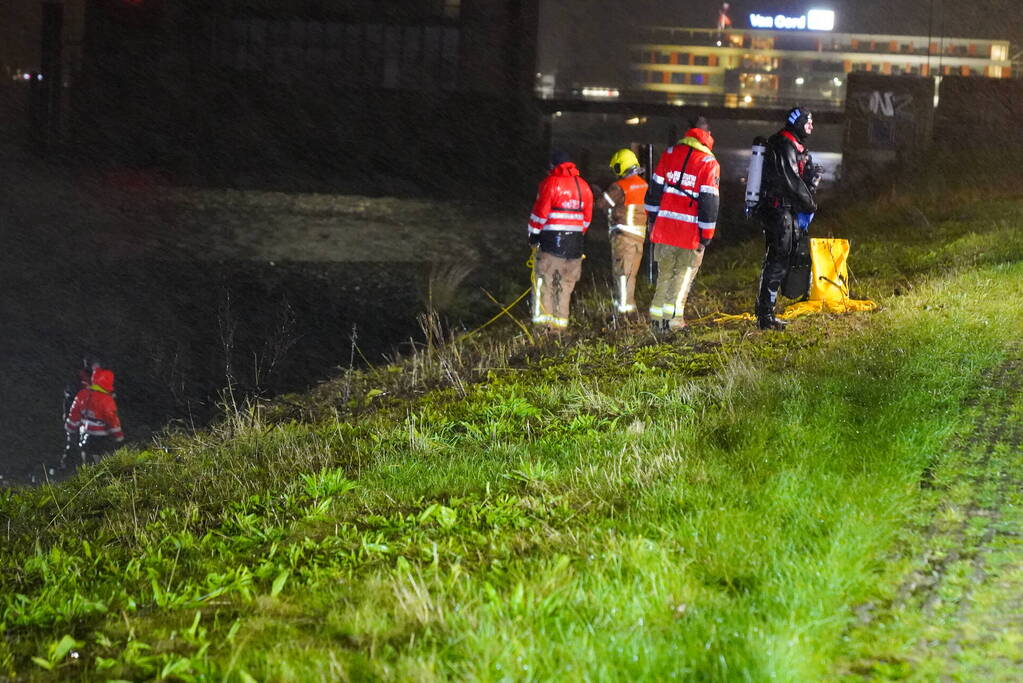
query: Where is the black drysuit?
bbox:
[755,130,818,320]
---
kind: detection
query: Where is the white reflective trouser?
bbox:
[649,243,704,323]
[532,251,581,328]
[616,275,636,313]
[532,277,568,328]
[610,230,644,314]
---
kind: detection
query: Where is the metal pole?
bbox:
[936,0,944,76]
[644,143,656,284]
[927,0,933,76]
[31,1,64,152]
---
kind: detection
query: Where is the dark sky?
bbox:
[539,0,1022,82]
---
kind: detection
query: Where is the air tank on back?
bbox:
[744,136,768,216]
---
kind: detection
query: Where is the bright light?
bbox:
[716,40,722,47]
[754,74,762,83]
[833,77,843,86]
[581,87,620,98]
[795,76,805,85]
[743,95,753,103]
[625,117,641,125]
[22,73,31,81]
[554,111,563,117]
[750,9,835,31]
[807,9,836,31]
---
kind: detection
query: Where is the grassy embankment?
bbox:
[3,165,1023,681]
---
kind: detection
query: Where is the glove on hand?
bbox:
[796,212,814,231]
[528,233,541,247]
[699,237,712,249]
[808,164,825,192]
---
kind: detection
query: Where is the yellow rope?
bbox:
[458,287,533,342]
[456,248,537,344]
[454,241,879,343]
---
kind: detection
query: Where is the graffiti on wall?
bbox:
[855,91,914,118]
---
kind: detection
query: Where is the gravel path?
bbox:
[837,357,1023,680]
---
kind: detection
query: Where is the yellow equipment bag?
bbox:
[809,238,850,301]
[780,237,876,318]
[710,237,877,324]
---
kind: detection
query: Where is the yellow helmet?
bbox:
[609,148,640,177]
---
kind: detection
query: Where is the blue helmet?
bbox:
[785,107,813,140]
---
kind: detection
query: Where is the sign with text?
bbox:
[749,9,835,31]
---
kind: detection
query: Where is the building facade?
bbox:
[70,0,542,189]
[629,25,1011,109]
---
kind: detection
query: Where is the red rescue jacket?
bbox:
[65,368,124,441]
[527,162,594,238]
[645,128,721,250]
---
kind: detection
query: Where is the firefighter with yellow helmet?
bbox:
[596,148,649,319]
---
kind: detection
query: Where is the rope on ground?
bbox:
[456,249,536,344]
[707,312,757,324]
[457,241,880,342]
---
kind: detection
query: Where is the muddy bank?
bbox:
[1,257,542,485]
[0,153,758,485]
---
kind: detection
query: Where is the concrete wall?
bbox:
[935,76,1023,149]
[841,72,935,183]
[69,0,545,193]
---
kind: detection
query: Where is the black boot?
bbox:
[650,319,670,338]
[757,315,788,331]
[755,284,786,331]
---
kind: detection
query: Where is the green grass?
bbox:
[4,170,1023,681]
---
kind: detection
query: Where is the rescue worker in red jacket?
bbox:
[63,357,100,419]
[754,107,821,330]
[64,366,124,465]
[644,124,721,333]
[596,148,649,319]
[527,151,594,332]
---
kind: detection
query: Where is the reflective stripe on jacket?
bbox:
[645,127,721,250]
[527,162,594,237]
[64,368,124,441]
[597,171,649,239]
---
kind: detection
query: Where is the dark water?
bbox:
[1,178,771,487]
[1,258,530,486]
[0,151,762,487]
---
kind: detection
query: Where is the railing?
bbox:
[536,87,845,113]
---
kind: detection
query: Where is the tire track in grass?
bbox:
[839,359,1023,680]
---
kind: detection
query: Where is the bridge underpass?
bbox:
[536,98,846,125]
[536,96,846,190]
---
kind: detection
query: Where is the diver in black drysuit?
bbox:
[754,107,822,330]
